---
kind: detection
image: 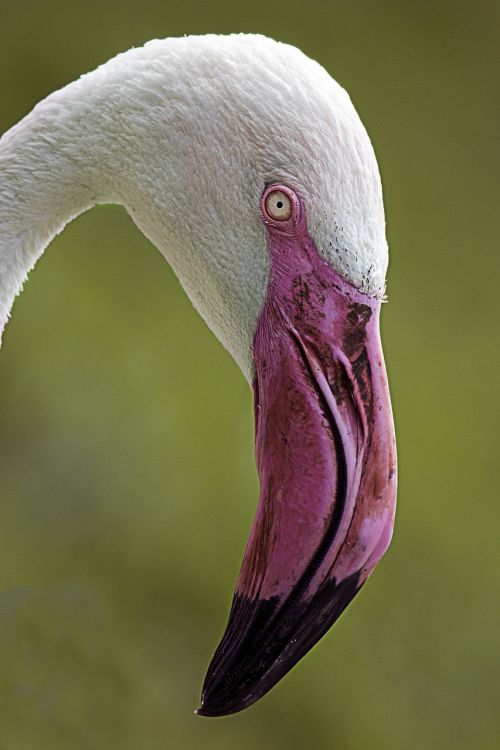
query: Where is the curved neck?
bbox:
[0,79,116,341]
[0,43,265,380]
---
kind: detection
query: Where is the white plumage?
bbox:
[0,34,388,378]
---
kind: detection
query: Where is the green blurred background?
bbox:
[0,1,499,748]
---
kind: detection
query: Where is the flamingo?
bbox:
[0,34,397,716]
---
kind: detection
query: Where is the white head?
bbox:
[0,33,387,377]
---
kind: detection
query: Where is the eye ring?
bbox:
[264,189,292,221]
[261,184,301,231]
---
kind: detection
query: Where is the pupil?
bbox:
[276,201,283,209]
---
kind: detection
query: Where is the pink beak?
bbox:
[198,191,397,716]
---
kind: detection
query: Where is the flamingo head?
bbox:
[0,34,397,716]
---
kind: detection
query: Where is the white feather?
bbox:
[0,34,388,379]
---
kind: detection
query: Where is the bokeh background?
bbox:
[1,1,499,748]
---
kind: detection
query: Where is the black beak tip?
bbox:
[195,705,227,718]
[196,573,363,718]
[195,700,222,718]
[195,695,248,718]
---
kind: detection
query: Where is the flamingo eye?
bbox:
[264,189,292,221]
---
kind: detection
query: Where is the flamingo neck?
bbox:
[0,74,119,342]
